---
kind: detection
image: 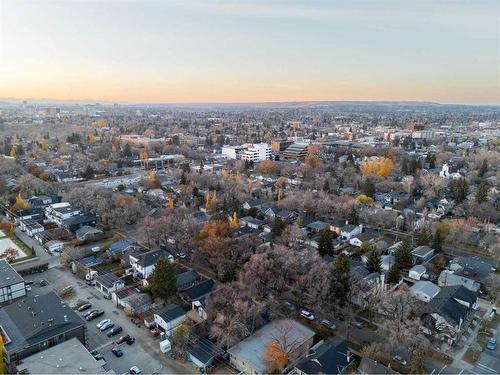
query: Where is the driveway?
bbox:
[24,266,192,374]
[471,327,499,374]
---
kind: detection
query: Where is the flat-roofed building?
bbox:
[0,260,26,305]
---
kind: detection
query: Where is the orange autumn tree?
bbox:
[11,194,29,212]
[360,156,394,178]
[305,154,321,169]
[197,220,230,257]
[262,341,289,373]
[229,212,238,229]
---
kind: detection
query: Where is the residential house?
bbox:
[0,260,26,304]
[95,272,125,297]
[129,249,173,279]
[239,216,264,229]
[44,202,81,227]
[358,358,398,374]
[329,219,347,236]
[153,304,186,336]
[341,224,363,240]
[19,219,44,237]
[292,339,355,375]
[409,264,427,280]
[0,292,85,368]
[27,195,54,208]
[305,221,330,234]
[120,293,152,315]
[350,231,375,247]
[107,239,138,258]
[228,319,314,374]
[438,271,481,293]
[75,225,103,242]
[187,339,223,372]
[15,208,44,223]
[411,246,435,264]
[423,285,478,345]
[410,281,441,303]
[381,254,395,272]
[176,269,199,291]
[449,256,494,282]
[243,199,263,211]
[61,213,97,233]
[181,279,215,303]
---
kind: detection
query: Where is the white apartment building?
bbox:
[221,145,248,160]
[240,143,272,162]
[44,202,81,227]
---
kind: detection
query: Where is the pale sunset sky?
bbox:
[0,0,499,104]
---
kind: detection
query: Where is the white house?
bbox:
[44,202,81,227]
[45,240,64,253]
[439,163,463,179]
[0,260,26,304]
[409,264,427,280]
[153,304,186,336]
[410,281,441,303]
[129,249,173,279]
[341,224,363,240]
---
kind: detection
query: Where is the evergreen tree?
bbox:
[366,250,382,273]
[394,237,413,269]
[348,205,359,225]
[432,229,443,252]
[150,257,177,302]
[318,230,333,256]
[272,218,286,238]
[478,159,488,177]
[450,178,468,203]
[83,165,94,179]
[387,265,400,284]
[322,179,331,193]
[362,178,375,198]
[476,181,488,204]
[330,254,350,306]
[416,225,431,246]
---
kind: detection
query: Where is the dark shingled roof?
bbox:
[0,260,24,289]
[182,279,215,301]
[188,339,223,365]
[156,304,185,323]
[0,292,84,352]
[295,340,354,375]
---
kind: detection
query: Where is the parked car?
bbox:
[300,309,315,321]
[392,355,408,366]
[486,338,497,350]
[126,337,136,345]
[130,366,142,374]
[320,319,337,330]
[334,312,345,321]
[78,303,92,312]
[111,347,123,357]
[86,310,104,321]
[115,335,131,345]
[25,285,31,292]
[39,279,48,286]
[90,349,103,361]
[84,309,98,318]
[107,326,123,337]
[100,321,115,332]
[96,319,111,329]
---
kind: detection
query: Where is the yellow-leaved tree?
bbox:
[360,156,394,178]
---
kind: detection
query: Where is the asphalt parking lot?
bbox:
[24,267,190,374]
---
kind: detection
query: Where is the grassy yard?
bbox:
[9,232,36,263]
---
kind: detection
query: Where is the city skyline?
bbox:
[1,0,499,105]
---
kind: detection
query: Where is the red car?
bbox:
[114,334,131,345]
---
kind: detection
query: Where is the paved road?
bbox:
[471,324,499,374]
[24,267,192,374]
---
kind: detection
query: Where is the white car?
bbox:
[25,285,32,292]
[300,309,315,321]
[100,321,114,332]
[96,319,110,329]
[130,366,142,374]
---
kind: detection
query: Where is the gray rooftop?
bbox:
[410,281,441,299]
[0,292,84,353]
[228,319,314,374]
[0,260,24,289]
[17,337,112,374]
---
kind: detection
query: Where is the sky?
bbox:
[0,0,499,104]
